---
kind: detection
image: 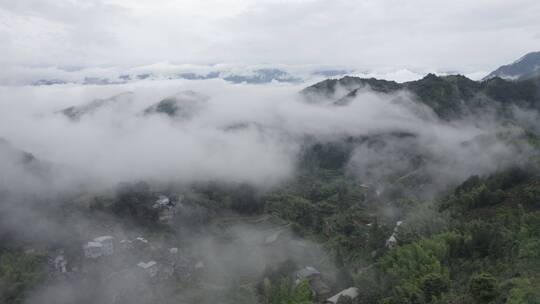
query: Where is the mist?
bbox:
[0,78,537,304]
[1,78,533,194]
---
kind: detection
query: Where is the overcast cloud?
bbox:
[1,0,539,74]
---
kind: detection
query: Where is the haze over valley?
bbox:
[1,1,540,304]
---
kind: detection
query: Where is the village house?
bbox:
[385,220,403,249]
[152,195,171,208]
[83,235,115,258]
[135,236,149,244]
[83,241,103,259]
[94,236,114,256]
[133,236,150,251]
[152,195,178,223]
[137,261,158,278]
[120,239,133,250]
[295,266,320,283]
[325,287,360,304]
[295,266,332,301]
[51,251,68,273]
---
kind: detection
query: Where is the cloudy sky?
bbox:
[1,0,539,72]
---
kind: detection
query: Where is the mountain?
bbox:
[143,90,209,118]
[32,68,304,87]
[484,51,540,80]
[31,79,69,86]
[302,73,540,119]
[138,69,302,84]
[59,92,134,120]
[0,138,38,166]
[221,68,301,84]
[0,138,56,191]
[312,69,350,77]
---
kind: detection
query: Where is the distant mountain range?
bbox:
[52,50,540,123]
[484,51,540,80]
[32,68,330,86]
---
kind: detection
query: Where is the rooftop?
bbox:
[326,287,360,304]
[296,266,321,279]
[135,237,148,243]
[84,241,103,248]
[94,236,114,242]
[137,261,157,269]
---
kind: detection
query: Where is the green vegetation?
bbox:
[260,141,540,304]
[261,278,313,304]
[0,251,46,304]
[353,168,540,304]
[258,261,314,304]
[302,73,540,120]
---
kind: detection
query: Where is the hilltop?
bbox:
[484,51,540,81]
[301,73,540,119]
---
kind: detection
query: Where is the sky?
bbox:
[1,0,539,74]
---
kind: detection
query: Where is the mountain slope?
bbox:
[0,138,58,192]
[484,51,540,80]
[363,167,540,304]
[59,92,134,120]
[143,90,209,118]
[301,73,540,119]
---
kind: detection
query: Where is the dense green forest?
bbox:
[265,165,540,303]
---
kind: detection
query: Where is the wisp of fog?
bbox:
[0,78,530,194]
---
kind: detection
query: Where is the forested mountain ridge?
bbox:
[301,73,540,119]
[258,71,540,303]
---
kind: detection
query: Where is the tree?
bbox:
[506,279,540,304]
[262,278,313,304]
[379,235,450,303]
[468,273,498,303]
[0,252,45,304]
[292,280,314,304]
[421,273,449,302]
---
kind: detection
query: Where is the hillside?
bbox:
[301,74,540,119]
[484,51,540,81]
[59,92,134,120]
[143,90,209,118]
[361,167,540,303]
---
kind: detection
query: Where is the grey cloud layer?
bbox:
[1,0,539,71]
[0,79,532,194]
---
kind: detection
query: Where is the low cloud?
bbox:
[0,79,535,194]
[0,78,537,304]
